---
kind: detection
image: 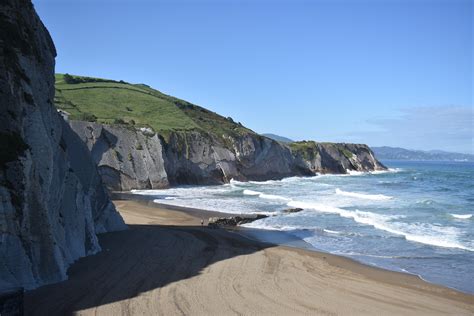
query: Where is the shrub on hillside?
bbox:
[77,112,97,122]
[63,73,76,84]
[62,73,128,85]
[113,118,126,125]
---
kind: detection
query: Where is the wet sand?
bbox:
[25,199,474,315]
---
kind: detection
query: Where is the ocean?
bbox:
[132,161,474,293]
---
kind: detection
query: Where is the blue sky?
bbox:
[33,0,472,154]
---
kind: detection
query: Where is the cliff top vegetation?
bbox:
[54,73,254,138]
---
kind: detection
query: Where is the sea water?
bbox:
[132,161,474,293]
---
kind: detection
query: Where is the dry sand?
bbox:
[25,199,474,315]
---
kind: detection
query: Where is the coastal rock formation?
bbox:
[52,72,386,190]
[69,121,169,191]
[0,0,125,291]
[163,131,301,185]
[68,123,386,190]
[69,123,310,190]
[289,141,386,174]
[283,208,304,214]
[208,214,269,227]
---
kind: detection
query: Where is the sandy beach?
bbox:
[25,199,474,315]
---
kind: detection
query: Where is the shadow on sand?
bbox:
[24,223,273,315]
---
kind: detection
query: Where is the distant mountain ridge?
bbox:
[262,133,294,143]
[372,146,474,162]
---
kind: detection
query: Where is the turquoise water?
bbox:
[133,161,474,293]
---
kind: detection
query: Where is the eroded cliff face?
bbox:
[70,121,169,190]
[68,122,385,191]
[163,131,306,185]
[69,122,309,189]
[290,142,386,174]
[0,0,125,290]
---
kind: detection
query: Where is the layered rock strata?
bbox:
[0,0,125,291]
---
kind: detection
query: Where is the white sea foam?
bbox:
[371,168,402,174]
[131,189,162,195]
[315,170,364,177]
[243,189,291,201]
[346,170,365,176]
[344,168,402,176]
[450,214,473,219]
[132,174,472,252]
[335,188,393,201]
[315,172,354,178]
[229,178,248,186]
[242,221,295,231]
[260,193,291,201]
[323,229,341,234]
[247,176,302,185]
[281,176,304,183]
[286,200,473,251]
[243,221,320,232]
[332,251,397,259]
[316,170,383,177]
[310,182,333,186]
[243,189,261,196]
[248,180,279,185]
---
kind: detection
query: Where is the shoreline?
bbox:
[132,198,474,294]
[116,192,473,295]
[25,197,474,315]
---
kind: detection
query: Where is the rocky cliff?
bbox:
[68,122,385,191]
[69,121,309,190]
[69,121,169,191]
[0,0,126,291]
[52,72,386,190]
[289,141,386,174]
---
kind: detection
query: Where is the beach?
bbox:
[25,199,474,315]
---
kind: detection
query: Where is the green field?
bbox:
[54,74,253,138]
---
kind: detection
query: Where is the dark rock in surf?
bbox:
[283,208,304,214]
[208,214,268,227]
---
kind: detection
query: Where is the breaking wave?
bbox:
[450,214,472,220]
[335,188,393,201]
[243,189,291,201]
[286,201,472,252]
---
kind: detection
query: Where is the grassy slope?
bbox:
[289,141,355,160]
[54,74,358,157]
[54,74,253,139]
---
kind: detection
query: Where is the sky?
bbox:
[33,0,473,154]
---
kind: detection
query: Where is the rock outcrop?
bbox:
[68,122,385,191]
[208,214,269,227]
[282,208,304,214]
[290,141,386,174]
[69,121,169,191]
[0,0,125,291]
[163,131,303,185]
[69,122,312,190]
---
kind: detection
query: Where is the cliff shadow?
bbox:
[90,127,118,163]
[24,224,274,315]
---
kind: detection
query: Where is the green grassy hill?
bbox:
[54,73,253,139]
